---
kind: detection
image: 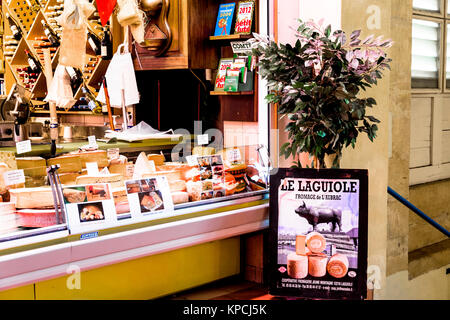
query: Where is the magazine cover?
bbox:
[269,168,368,300]
[214,3,236,36]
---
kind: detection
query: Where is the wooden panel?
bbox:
[442,97,450,130]
[441,131,450,163]
[410,97,432,168]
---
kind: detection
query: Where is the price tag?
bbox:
[86,162,99,175]
[126,163,134,177]
[88,135,97,147]
[16,140,32,154]
[107,148,120,160]
[148,160,156,172]
[3,169,25,186]
[197,134,209,146]
[227,148,242,162]
[186,155,198,166]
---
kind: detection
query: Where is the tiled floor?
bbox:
[165,278,277,300]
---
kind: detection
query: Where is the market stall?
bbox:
[0,0,270,299]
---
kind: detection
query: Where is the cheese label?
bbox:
[197,134,209,146]
[87,135,97,147]
[3,169,25,186]
[107,148,120,160]
[227,148,242,162]
[186,155,198,166]
[126,163,134,177]
[86,162,99,175]
[16,140,32,154]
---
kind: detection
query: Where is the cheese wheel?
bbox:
[15,209,57,227]
[295,235,306,255]
[306,232,326,253]
[308,254,328,277]
[169,180,187,192]
[327,254,349,278]
[147,154,165,166]
[171,191,189,204]
[287,253,308,279]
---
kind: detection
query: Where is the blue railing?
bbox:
[387,186,450,238]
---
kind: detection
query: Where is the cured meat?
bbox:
[287,253,308,279]
[327,253,349,278]
[306,231,326,253]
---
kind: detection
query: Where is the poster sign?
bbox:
[269,168,368,300]
[63,183,118,235]
[214,58,234,91]
[125,176,174,219]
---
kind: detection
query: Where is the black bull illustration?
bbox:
[295,201,342,232]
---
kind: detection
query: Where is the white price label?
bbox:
[107,148,120,160]
[16,140,32,154]
[88,135,97,146]
[3,169,25,186]
[186,155,198,166]
[197,134,209,146]
[227,148,241,162]
[126,163,134,177]
[148,160,156,172]
[86,162,99,175]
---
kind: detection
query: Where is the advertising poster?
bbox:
[234,1,255,34]
[63,183,118,235]
[269,168,368,300]
[214,3,236,36]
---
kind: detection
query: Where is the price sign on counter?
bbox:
[88,135,97,147]
[16,140,32,154]
[197,134,209,145]
[186,155,198,166]
[3,169,25,186]
[107,148,120,160]
[227,148,242,162]
[86,162,99,175]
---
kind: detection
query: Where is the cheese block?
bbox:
[287,253,308,279]
[75,174,123,188]
[75,150,109,168]
[171,191,189,205]
[306,231,326,254]
[59,172,85,185]
[47,155,82,173]
[133,152,155,180]
[147,154,165,166]
[16,157,47,177]
[308,254,328,277]
[295,235,306,255]
[144,170,181,182]
[192,146,216,156]
[168,180,186,192]
[327,254,349,278]
[0,151,17,170]
[9,187,55,209]
[15,209,57,227]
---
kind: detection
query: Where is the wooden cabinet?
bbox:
[132,0,220,70]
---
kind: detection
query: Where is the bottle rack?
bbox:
[1,0,109,109]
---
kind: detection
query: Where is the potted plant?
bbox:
[251,19,392,168]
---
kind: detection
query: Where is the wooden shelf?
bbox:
[210,90,254,96]
[209,34,253,41]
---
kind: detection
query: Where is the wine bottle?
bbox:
[24,49,41,73]
[81,85,102,114]
[41,20,60,46]
[100,25,113,60]
[87,30,101,56]
[65,66,83,94]
[5,13,22,41]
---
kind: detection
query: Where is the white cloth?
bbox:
[44,65,76,110]
[96,51,140,108]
